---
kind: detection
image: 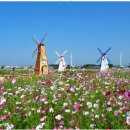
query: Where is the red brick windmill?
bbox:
[32,34,48,75]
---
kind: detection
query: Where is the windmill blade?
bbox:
[32,48,38,58]
[55,51,60,57]
[96,56,102,63]
[41,33,48,43]
[105,47,111,54]
[55,58,60,64]
[107,57,111,63]
[97,48,103,54]
[33,35,39,45]
[62,50,68,56]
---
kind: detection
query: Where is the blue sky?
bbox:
[0,2,130,66]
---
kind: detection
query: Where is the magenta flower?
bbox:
[114,110,119,116]
[42,109,47,114]
[57,93,62,98]
[104,91,111,98]
[124,91,130,100]
[116,81,123,86]
[74,104,80,110]
[45,80,51,85]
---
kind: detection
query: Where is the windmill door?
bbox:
[41,65,48,75]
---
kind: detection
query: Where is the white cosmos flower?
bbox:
[83,111,89,115]
[63,102,68,108]
[36,123,45,130]
[5,124,14,130]
[50,86,55,90]
[87,102,92,108]
[95,115,99,118]
[126,115,130,125]
[49,108,54,113]
[0,97,6,105]
[65,109,70,113]
[118,95,123,99]
[20,95,25,99]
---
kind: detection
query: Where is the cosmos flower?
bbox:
[57,93,62,98]
[114,110,119,116]
[69,120,79,126]
[36,123,45,130]
[87,102,92,108]
[0,97,6,105]
[124,91,130,100]
[107,106,112,112]
[126,115,130,125]
[116,81,123,86]
[42,109,47,114]
[40,116,47,122]
[74,104,80,110]
[55,115,64,120]
[12,79,16,84]
[45,80,51,85]
[49,108,54,113]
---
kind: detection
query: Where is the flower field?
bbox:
[0,70,130,129]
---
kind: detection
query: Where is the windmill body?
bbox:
[55,50,67,72]
[32,34,48,75]
[96,47,111,72]
[100,55,109,72]
[58,56,66,71]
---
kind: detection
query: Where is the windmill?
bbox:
[96,47,111,72]
[55,50,67,72]
[32,34,48,75]
[70,52,73,67]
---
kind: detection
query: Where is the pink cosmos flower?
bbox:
[42,109,47,114]
[114,110,119,116]
[56,121,64,125]
[118,102,123,106]
[124,91,130,100]
[37,79,41,83]
[70,87,75,92]
[69,120,79,126]
[55,115,64,120]
[57,93,62,98]
[74,104,80,110]
[40,116,47,122]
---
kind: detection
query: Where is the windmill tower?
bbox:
[32,34,48,75]
[55,50,67,72]
[96,47,111,72]
[70,52,73,67]
[120,50,122,67]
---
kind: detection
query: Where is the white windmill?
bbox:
[55,50,68,72]
[96,47,111,72]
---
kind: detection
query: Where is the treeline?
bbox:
[49,64,114,69]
